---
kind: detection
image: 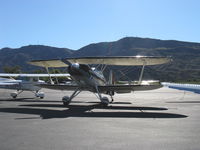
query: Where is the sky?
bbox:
[1,0,200,50]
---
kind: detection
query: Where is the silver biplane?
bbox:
[29,56,171,106]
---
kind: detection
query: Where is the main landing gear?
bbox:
[99,90,115,106]
[35,91,45,99]
[100,96,109,106]
[61,86,114,107]
[10,91,22,99]
[62,88,81,106]
[95,86,112,107]
[10,90,44,99]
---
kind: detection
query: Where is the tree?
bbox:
[3,66,21,73]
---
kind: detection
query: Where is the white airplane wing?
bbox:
[0,73,70,78]
[0,82,18,85]
[29,56,171,67]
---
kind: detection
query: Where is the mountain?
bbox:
[1,37,200,82]
[0,45,73,72]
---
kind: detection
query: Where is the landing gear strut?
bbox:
[10,90,23,99]
[62,88,81,106]
[95,86,110,106]
[109,91,115,103]
[110,95,114,103]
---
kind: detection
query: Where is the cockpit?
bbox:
[91,67,105,79]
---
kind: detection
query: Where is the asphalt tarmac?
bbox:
[0,87,200,150]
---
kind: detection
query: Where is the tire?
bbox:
[63,101,70,106]
[12,95,17,99]
[62,96,70,106]
[101,97,109,107]
[10,92,18,99]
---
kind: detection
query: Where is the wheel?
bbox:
[101,97,109,107]
[62,96,71,106]
[35,92,44,99]
[10,92,18,99]
[12,95,17,99]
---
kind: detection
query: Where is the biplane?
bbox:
[29,56,171,106]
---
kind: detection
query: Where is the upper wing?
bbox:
[0,73,70,78]
[29,56,171,68]
[29,59,68,67]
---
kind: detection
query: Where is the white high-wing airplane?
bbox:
[0,73,70,98]
[162,82,200,94]
[29,56,171,106]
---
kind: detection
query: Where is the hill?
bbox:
[0,45,73,72]
[1,37,200,82]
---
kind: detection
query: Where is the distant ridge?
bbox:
[1,37,200,82]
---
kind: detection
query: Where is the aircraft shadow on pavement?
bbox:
[0,98,132,104]
[0,98,60,103]
[167,101,200,104]
[20,103,168,111]
[0,103,187,119]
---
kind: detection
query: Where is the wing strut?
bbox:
[45,67,54,84]
[138,61,146,85]
[108,70,113,85]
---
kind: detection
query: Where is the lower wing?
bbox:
[98,84,162,93]
[39,83,162,93]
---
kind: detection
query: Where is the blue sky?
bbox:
[1,0,200,49]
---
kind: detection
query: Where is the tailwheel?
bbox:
[101,97,109,107]
[62,96,71,106]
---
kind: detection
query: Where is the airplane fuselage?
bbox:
[0,79,42,91]
[18,80,42,91]
[68,63,106,91]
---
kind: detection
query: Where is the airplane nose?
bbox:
[68,63,82,75]
[71,63,79,69]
